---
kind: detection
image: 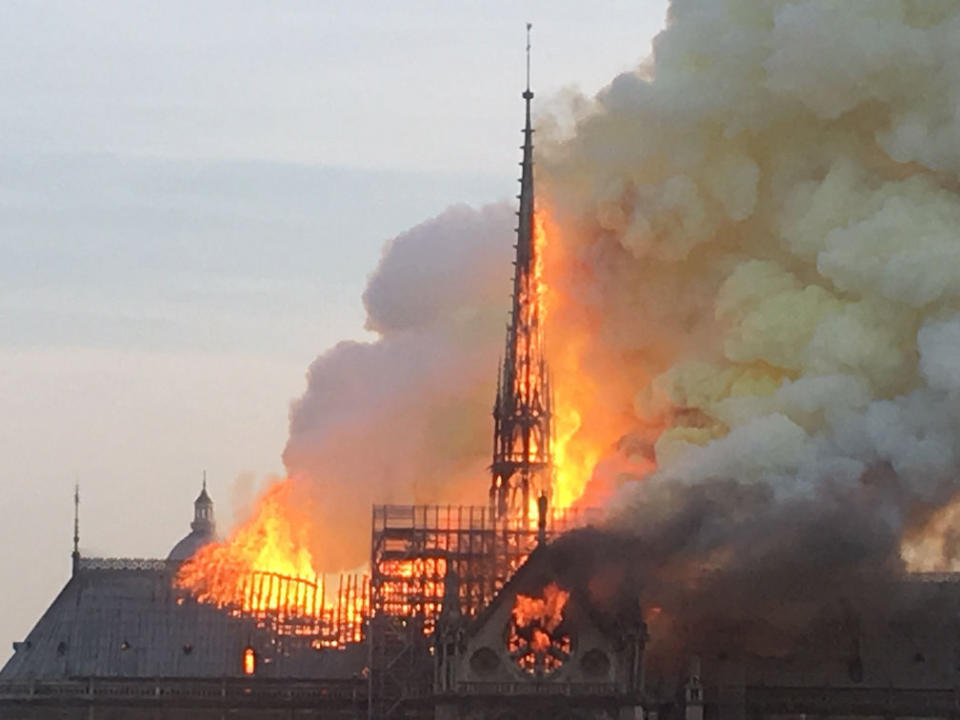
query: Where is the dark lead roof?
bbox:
[0,564,364,680]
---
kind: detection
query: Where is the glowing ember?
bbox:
[507,582,571,674]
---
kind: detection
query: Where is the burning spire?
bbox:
[490,23,553,520]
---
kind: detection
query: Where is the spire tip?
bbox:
[525,23,533,96]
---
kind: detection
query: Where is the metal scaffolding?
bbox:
[367,504,600,720]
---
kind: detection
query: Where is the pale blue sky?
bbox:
[0,1,667,656]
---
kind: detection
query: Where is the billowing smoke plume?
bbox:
[282,204,513,568]
[529,0,960,675]
[275,0,960,672]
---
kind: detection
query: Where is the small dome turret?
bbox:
[168,474,217,563]
[191,479,214,534]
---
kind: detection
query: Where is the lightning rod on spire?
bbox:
[525,23,532,94]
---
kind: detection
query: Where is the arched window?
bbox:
[243,646,256,676]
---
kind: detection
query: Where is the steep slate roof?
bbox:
[466,544,551,638]
[0,563,364,680]
[466,537,644,645]
[732,576,960,690]
[466,535,960,694]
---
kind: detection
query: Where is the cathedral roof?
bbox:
[0,563,365,680]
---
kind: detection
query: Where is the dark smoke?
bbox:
[525,0,960,689]
[537,467,960,688]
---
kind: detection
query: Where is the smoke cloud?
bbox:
[281,204,513,568]
[267,0,960,678]
[525,0,960,677]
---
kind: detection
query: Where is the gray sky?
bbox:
[0,1,666,657]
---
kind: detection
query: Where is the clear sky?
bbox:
[0,1,667,657]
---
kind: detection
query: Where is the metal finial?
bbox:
[73,483,79,554]
[525,23,532,93]
[72,483,80,575]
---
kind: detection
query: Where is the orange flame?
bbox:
[376,556,448,633]
[534,210,611,508]
[177,480,317,601]
[175,479,368,645]
[533,210,588,508]
[512,581,569,630]
[508,582,572,673]
[536,207,660,509]
[175,209,649,639]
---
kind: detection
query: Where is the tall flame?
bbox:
[533,209,587,507]
[177,479,318,603]
[533,209,641,508]
[175,211,633,627]
[176,208,645,633]
[537,207,660,509]
[176,479,369,644]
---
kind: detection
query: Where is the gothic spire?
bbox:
[516,22,535,278]
[490,24,553,521]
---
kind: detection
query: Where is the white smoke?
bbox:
[276,0,960,581]
[534,0,960,573]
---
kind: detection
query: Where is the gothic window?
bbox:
[506,583,572,676]
[243,646,256,675]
